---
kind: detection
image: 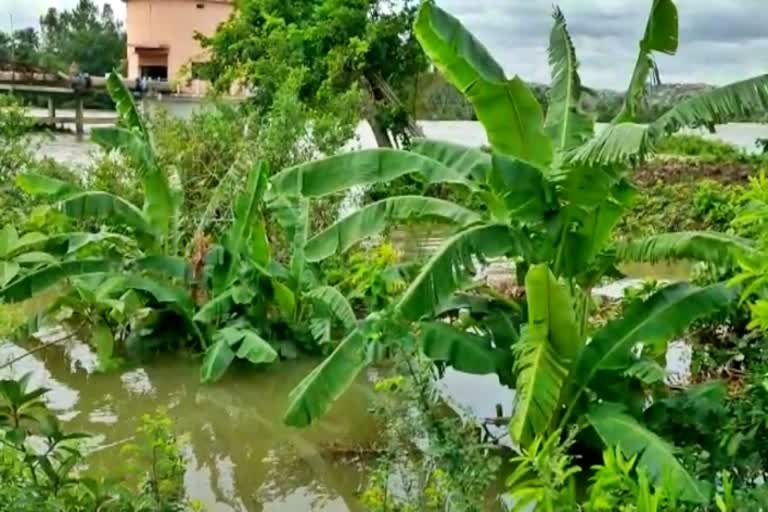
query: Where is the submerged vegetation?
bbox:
[2,0,768,509]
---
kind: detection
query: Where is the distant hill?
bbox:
[414,75,764,123]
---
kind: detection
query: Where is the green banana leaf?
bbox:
[414,2,552,167]
[616,231,755,267]
[544,8,594,154]
[307,286,357,332]
[421,322,511,375]
[16,173,81,198]
[409,139,491,182]
[283,329,369,428]
[0,259,114,303]
[587,402,711,503]
[564,282,737,419]
[510,265,576,447]
[56,192,155,239]
[613,0,678,123]
[396,224,526,321]
[304,196,482,262]
[200,338,236,383]
[270,149,473,198]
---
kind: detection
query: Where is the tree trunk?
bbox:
[366,111,394,148]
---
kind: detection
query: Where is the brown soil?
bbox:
[633,158,758,188]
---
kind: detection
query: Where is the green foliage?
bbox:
[324,242,407,313]
[506,429,580,511]
[655,135,746,161]
[361,351,501,512]
[282,3,750,449]
[0,377,192,511]
[200,0,427,147]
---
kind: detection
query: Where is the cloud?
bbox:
[2,0,765,89]
[435,0,768,89]
[1,0,125,32]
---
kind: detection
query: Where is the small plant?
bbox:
[120,409,187,509]
[0,376,194,510]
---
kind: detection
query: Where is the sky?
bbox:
[1,0,766,90]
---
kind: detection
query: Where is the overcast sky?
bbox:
[1,0,766,90]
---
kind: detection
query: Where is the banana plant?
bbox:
[280,0,759,432]
[509,264,736,503]
[183,163,356,383]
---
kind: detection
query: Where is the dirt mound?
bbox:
[633,159,758,188]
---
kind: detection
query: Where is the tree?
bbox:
[199,0,428,148]
[8,29,40,68]
[39,0,126,75]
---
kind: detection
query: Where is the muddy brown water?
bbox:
[0,336,377,511]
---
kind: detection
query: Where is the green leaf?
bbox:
[525,265,581,361]
[16,173,80,198]
[0,259,114,303]
[227,162,269,264]
[0,225,19,258]
[651,74,768,137]
[544,8,594,154]
[567,123,654,166]
[106,70,147,137]
[304,196,482,261]
[200,339,236,383]
[284,329,369,428]
[105,275,195,317]
[194,290,234,325]
[0,261,20,288]
[270,149,472,198]
[587,402,711,503]
[565,282,737,417]
[132,256,192,282]
[614,0,679,122]
[396,224,526,321]
[414,2,552,167]
[235,330,278,365]
[409,138,491,182]
[625,359,667,384]
[57,192,154,238]
[92,321,115,368]
[510,265,577,447]
[307,286,357,332]
[616,231,755,267]
[91,127,173,240]
[272,280,296,319]
[421,322,511,375]
[489,154,550,221]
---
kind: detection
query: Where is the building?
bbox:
[123,0,233,94]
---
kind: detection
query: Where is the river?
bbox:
[32,118,768,167]
[8,116,764,510]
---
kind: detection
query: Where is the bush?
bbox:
[0,378,194,511]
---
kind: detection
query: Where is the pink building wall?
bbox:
[125,0,233,93]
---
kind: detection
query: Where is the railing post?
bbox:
[75,96,84,140]
[47,96,56,123]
